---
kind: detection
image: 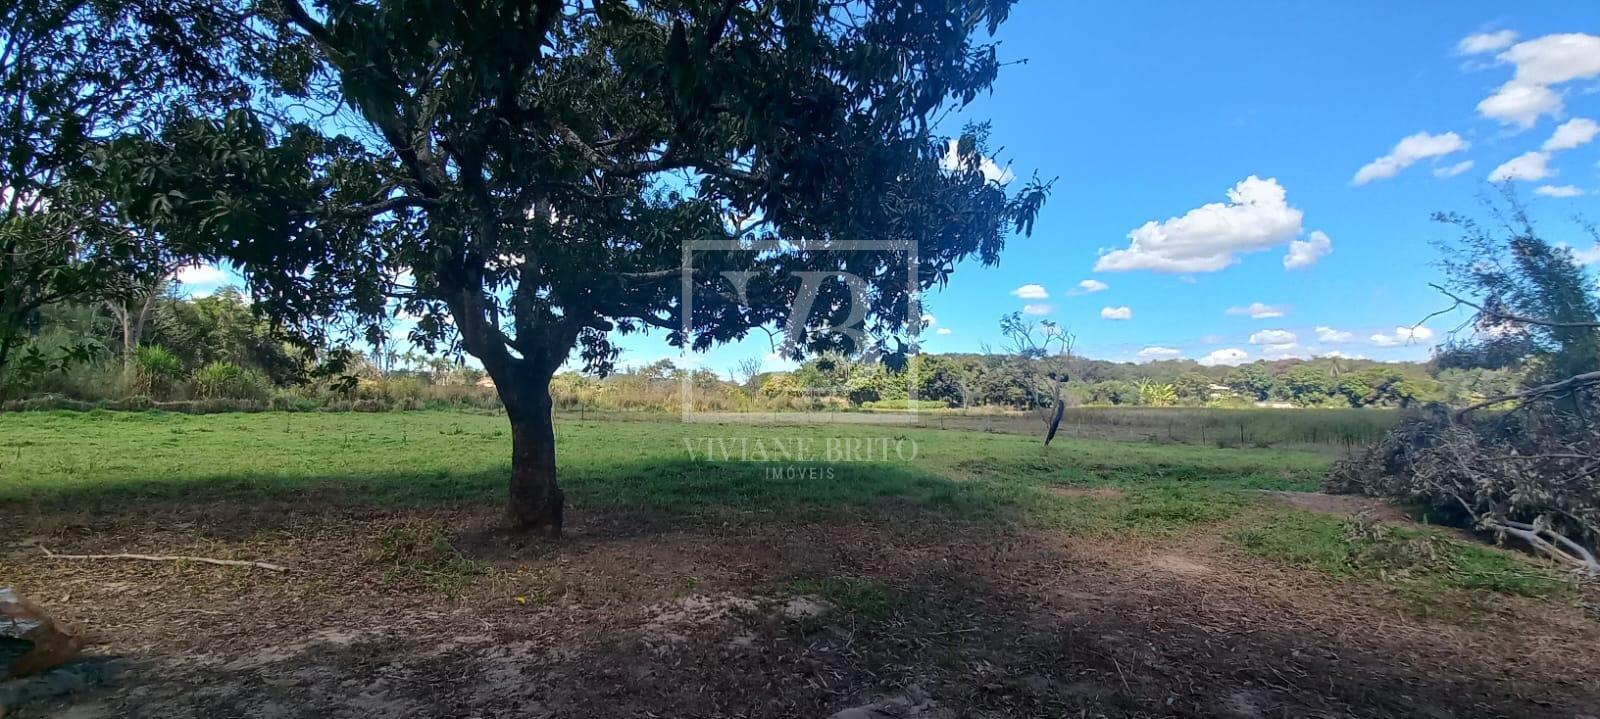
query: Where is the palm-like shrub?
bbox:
[133,345,183,398]
[192,361,271,400]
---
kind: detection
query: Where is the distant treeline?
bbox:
[4,286,1516,414]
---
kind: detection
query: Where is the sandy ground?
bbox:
[2,500,1598,718]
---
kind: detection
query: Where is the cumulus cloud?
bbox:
[175,263,229,287]
[935,327,952,336]
[1096,176,1307,273]
[1100,306,1133,320]
[1023,303,1052,316]
[1535,184,1584,198]
[1137,346,1182,361]
[1434,160,1475,178]
[1370,325,1436,347]
[921,313,937,326]
[1316,350,1366,359]
[1284,230,1333,269]
[1476,33,1600,127]
[1198,348,1249,367]
[1066,279,1109,296]
[1011,283,1049,299]
[1478,83,1562,128]
[1249,329,1297,345]
[1488,151,1554,181]
[1352,131,1469,184]
[1225,302,1286,319]
[941,139,1014,185]
[1544,118,1600,151]
[1315,326,1354,343]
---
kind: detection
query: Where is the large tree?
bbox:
[113,0,1050,534]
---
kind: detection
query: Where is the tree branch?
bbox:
[1457,370,1600,417]
[1430,282,1600,329]
[334,195,439,218]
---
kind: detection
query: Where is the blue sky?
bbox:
[176,2,1600,374]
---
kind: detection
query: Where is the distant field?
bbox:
[919,406,1406,451]
[557,404,1406,452]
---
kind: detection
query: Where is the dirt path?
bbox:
[3,504,1597,718]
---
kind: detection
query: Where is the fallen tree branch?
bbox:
[1456,370,1600,418]
[38,547,289,572]
[1486,520,1600,574]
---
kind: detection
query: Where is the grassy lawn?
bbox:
[0,410,1562,594]
[0,409,1325,518]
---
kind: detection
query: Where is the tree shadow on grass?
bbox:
[1,456,1039,527]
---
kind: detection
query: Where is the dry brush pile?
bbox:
[1326,377,1600,573]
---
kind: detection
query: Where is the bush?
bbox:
[192,361,272,400]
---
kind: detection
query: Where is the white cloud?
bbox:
[1023,303,1053,315]
[1066,279,1109,296]
[1100,306,1133,320]
[1352,131,1469,185]
[1225,302,1286,319]
[1478,83,1562,128]
[1370,325,1436,347]
[1568,244,1600,264]
[941,139,1014,185]
[1476,33,1600,127]
[1434,160,1475,178]
[1504,33,1600,86]
[1249,329,1297,345]
[1315,326,1354,343]
[1262,343,1304,359]
[1095,176,1305,273]
[1535,184,1584,198]
[761,351,798,372]
[1543,118,1600,151]
[935,327,952,336]
[1316,350,1366,360]
[1011,283,1049,299]
[1488,151,1554,181]
[1284,230,1333,269]
[175,263,229,287]
[921,313,937,326]
[1459,30,1518,55]
[1137,346,1182,361]
[1198,348,1249,367]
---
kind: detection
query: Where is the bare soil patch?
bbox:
[1258,490,1412,523]
[2,502,1597,718]
[1048,485,1128,501]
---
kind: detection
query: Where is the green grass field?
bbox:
[0,409,1322,519]
[0,410,1556,593]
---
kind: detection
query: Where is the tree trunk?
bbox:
[503,373,564,536]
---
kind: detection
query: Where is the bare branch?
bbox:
[40,546,289,572]
[1430,282,1600,330]
[1457,370,1600,417]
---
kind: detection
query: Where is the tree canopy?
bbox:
[99,0,1051,532]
